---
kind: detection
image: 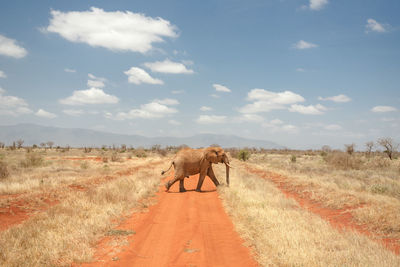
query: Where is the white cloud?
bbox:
[309,0,328,10]
[154,98,179,105]
[247,89,305,103]
[168,119,181,125]
[87,79,105,88]
[59,87,119,105]
[210,94,220,98]
[296,68,306,72]
[64,68,76,73]
[324,124,342,131]
[0,70,6,78]
[270,119,284,125]
[289,104,327,115]
[172,90,184,94]
[124,67,163,85]
[104,112,113,119]
[88,74,101,80]
[45,7,178,53]
[236,114,264,123]
[318,94,351,103]
[239,89,305,113]
[213,83,231,93]
[63,109,84,116]
[0,34,27,58]
[16,107,33,114]
[200,106,213,111]
[144,59,194,74]
[381,117,396,122]
[262,119,299,134]
[36,109,57,119]
[115,100,178,120]
[371,106,397,113]
[181,60,194,66]
[196,115,227,124]
[87,73,106,87]
[0,88,30,110]
[366,19,387,33]
[293,40,318,50]
[281,124,299,133]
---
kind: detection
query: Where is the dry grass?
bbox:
[243,152,400,238]
[215,160,400,266]
[0,149,166,195]
[0,160,9,179]
[0,149,167,266]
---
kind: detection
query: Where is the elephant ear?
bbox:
[205,148,219,164]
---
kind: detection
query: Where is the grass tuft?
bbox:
[0,160,9,179]
[19,152,44,168]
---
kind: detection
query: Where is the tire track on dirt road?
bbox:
[82,174,259,267]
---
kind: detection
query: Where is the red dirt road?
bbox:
[83,175,258,267]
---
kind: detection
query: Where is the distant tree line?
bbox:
[0,137,398,160]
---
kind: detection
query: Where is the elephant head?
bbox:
[205,147,230,186]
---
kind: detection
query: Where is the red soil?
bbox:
[80,175,259,267]
[0,201,30,231]
[0,161,161,232]
[0,196,59,231]
[62,157,103,162]
[244,164,400,255]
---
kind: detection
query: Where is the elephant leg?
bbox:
[179,179,186,192]
[196,171,207,192]
[207,167,220,187]
[165,174,182,191]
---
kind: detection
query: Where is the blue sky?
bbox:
[0,0,399,149]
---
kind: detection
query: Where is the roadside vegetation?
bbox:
[1,139,399,266]
[242,149,400,238]
[0,146,171,266]
[216,160,400,266]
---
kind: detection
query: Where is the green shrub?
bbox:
[135,149,147,158]
[80,161,89,169]
[290,155,297,163]
[238,150,250,161]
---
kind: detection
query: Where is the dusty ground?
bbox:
[80,174,258,267]
[1,151,399,266]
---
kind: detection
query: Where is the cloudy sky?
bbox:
[0,0,399,149]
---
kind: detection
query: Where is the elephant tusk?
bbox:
[225,163,233,169]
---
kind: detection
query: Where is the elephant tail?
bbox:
[161,161,174,175]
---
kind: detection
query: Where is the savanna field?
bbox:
[0,145,400,266]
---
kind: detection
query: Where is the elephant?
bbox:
[161,146,231,192]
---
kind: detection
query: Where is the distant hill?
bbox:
[0,124,283,149]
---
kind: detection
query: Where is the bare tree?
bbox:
[0,142,4,149]
[365,141,374,156]
[344,143,355,155]
[40,143,46,150]
[377,137,398,160]
[16,139,24,149]
[321,145,332,153]
[46,141,54,149]
[120,144,127,152]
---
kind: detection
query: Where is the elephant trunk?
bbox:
[223,157,230,186]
